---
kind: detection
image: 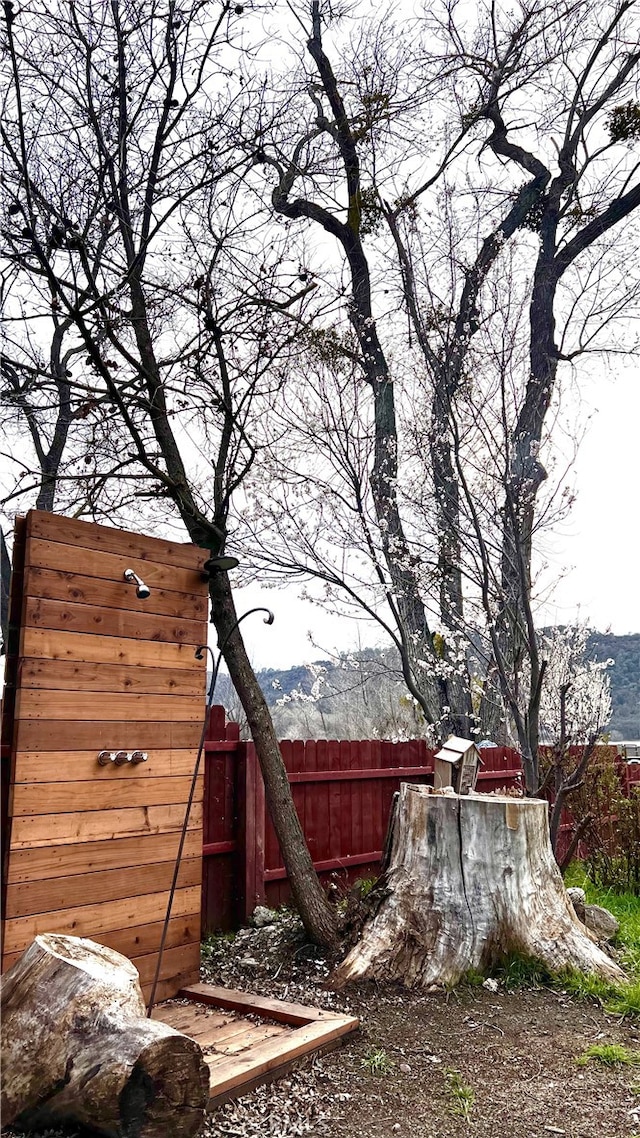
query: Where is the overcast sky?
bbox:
[227,364,640,671]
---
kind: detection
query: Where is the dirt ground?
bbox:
[203,917,640,1138]
[4,916,640,1138]
[276,985,639,1137]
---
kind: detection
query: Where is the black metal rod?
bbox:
[145,607,274,1016]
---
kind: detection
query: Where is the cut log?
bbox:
[332,785,625,990]
[1,933,209,1138]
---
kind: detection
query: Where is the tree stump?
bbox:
[1,934,209,1138]
[332,785,625,990]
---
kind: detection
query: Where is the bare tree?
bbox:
[238,0,640,791]
[2,0,338,947]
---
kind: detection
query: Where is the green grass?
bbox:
[478,868,640,1015]
[460,968,486,988]
[360,1046,394,1075]
[576,1043,640,1067]
[563,862,640,1014]
[564,863,640,968]
[444,1068,475,1122]
[201,930,236,958]
[493,952,552,990]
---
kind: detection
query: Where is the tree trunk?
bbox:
[1,934,209,1138]
[332,784,625,989]
[208,571,339,951]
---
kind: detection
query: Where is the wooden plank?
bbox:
[26,511,207,572]
[327,739,342,867]
[153,1006,231,1035]
[8,800,202,848]
[284,765,435,782]
[15,689,203,723]
[1,515,28,962]
[20,628,203,670]
[206,1023,286,1058]
[11,775,203,816]
[212,1023,287,1054]
[1,913,200,975]
[133,940,201,986]
[23,565,208,620]
[338,741,351,872]
[205,1018,359,1101]
[239,742,256,922]
[205,1037,347,1108]
[22,597,205,646]
[141,967,201,1006]
[12,749,201,784]
[18,658,204,696]
[4,856,202,918]
[2,884,201,954]
[99,913,200,962]
[181,1016,256,1049]
[5,829,202,883]
[15,718,201,751]
[24,539,204,597]
[264,850,383,882]
[180,984,347,1027]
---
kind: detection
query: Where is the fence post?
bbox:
[237,741,266,921]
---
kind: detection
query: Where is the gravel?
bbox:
[4,911,639,1138]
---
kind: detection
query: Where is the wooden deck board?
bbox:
[152,983,359,1108]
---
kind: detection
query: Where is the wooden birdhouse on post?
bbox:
[433,735,481,794]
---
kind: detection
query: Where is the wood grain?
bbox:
[15,718,202,751]
[24,565,208,620]
[5,856,202,918]
[26,510,208,572]
[20,628,204,670]
[133,940,201,986]
[2,884,201,954]
[205,1019,358,1099]
[10,775,203,816]
[15,689,203,723]
[9,800,202,848]
[25,538,205,596]
[3,510,210,990]
[23,597,205,646]
[100,913,201,961]
[11,749,203,784]
[155,1007,232,1035]
[0,913,202,971]
[5,829,202,884]
[141,969,202,1006]
[210,1024,287,1057]
[18,658,204,696]
[180,985,343,1026]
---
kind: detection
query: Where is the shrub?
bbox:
[570,749,640,892]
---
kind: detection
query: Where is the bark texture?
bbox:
[208,571,339,951]
[332,785,625,990]
[1,934,209,1138]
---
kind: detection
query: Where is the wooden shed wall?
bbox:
[1,511,209,1002]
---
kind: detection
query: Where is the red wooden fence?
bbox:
[201,708,523,931]
[201,710,640,932]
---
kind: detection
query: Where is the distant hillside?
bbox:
[588,632,639,740]
[215,632,639,741]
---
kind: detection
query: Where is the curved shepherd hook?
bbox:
[146,607,275,1016]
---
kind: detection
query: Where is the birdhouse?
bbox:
[433,735,481,794]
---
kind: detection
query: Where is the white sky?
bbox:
[227,363,640,671]
[536,366,640,638]
[3,0,639,674]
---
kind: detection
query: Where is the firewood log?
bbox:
[1,933,209,1138]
